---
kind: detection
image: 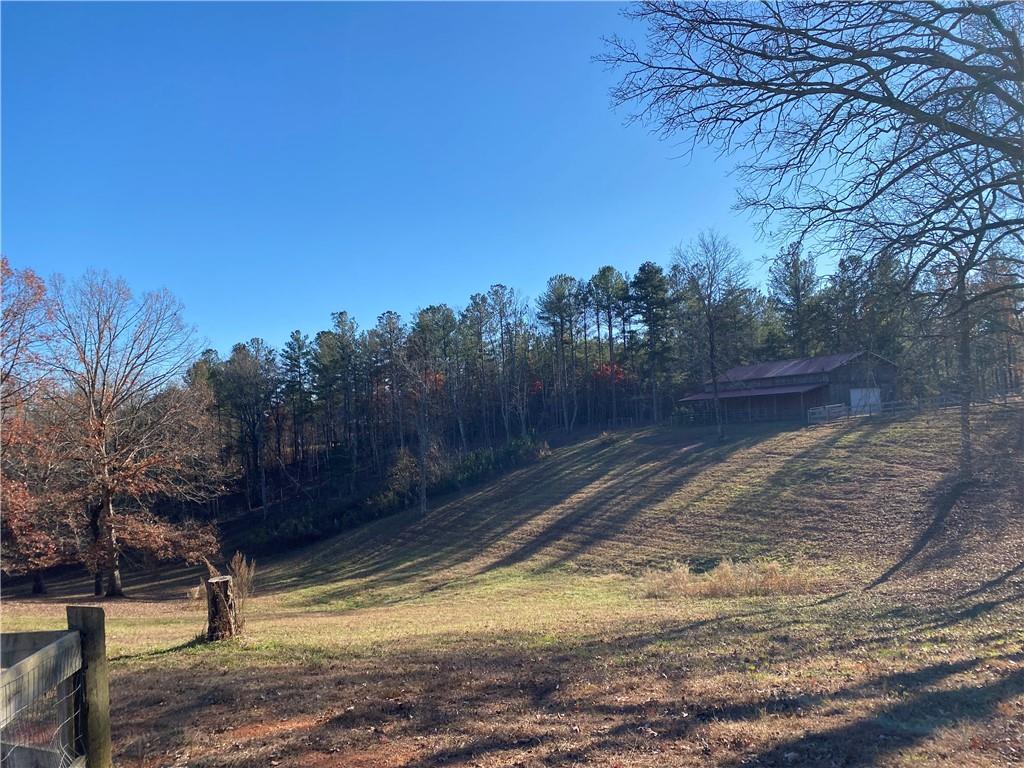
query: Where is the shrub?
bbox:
[644,559,819,599]
[431,436,547,494]
[242,498,353,552]
[385,447,419,507]
[227,551,256,631]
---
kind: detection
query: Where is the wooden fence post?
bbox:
[66,606,112,768]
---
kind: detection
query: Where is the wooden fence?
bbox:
[807,403,851,424]
[808,392,1022,425]
[1,607,111,768]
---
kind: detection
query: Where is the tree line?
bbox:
[198,233,1021,511]
[3,231,1020,592]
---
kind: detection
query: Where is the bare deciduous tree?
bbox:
[674,230,748,440]
[894,150,1023,478]
[605,1,1024,472]
[44,271,222,596]
[603,2,1023,255]
[1,258,67,590]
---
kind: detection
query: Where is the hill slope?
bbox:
[257,404,1023,607]
[3,406,1022,768]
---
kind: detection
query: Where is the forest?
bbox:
[2,231,1021,595]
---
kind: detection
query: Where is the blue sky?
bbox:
[2,2,771,354]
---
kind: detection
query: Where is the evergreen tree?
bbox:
[631,261,672,421]
[768,242,821,357]
[281,330,313,469]
[590,266,628,422]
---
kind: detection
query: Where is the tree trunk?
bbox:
[87,502,103,596]
[708,318,724,441]
[417,391,428,516]
[106,566,123,598]
[583,312,591,425]
[651,362,658,423]
[349,426,359,495]
[205,576,237,640]
[608,309,616,424]
[100,492,124,598]
[258,431,268,519]
[31,571,47,595]
[957,274,973,481]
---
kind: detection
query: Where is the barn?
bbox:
[680,351,898,422]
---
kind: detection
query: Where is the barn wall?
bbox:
[692,388,828,423]
[826,357,898,405]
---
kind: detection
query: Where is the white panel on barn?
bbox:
[850,388,881,415]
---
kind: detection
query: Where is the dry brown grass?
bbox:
[228,550,256,630]
[643,558,822,598]
[185,577,205,606]
[2,407,1022,768]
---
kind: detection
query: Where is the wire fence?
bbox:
[1,632,85,768]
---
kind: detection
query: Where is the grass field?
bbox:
[3,407,1023,767]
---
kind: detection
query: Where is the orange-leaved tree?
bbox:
[43,271,224,596]
[0,258,71,591]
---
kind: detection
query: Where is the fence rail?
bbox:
[1,607,110,768]
[807,403,850,424]
[808,391,1023,425]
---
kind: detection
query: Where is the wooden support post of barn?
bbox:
[205,575,238,641]
[66,606,112,768]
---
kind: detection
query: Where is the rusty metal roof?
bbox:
[718,351,866,383]
[681,383,825,402]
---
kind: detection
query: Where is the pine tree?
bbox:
[768,242,821,357]
[631,262,672,421]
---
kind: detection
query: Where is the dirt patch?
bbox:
[227,714,322,742]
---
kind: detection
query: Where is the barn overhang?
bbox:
[680,383,825,402]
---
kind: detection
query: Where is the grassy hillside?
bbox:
[3,406,1022,767]
[260,403,1023,608]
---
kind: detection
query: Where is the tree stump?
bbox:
[205,575,237,640]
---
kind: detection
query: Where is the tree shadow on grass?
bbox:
[863,412,1024,593]
[104,583,1024,768]
[392,650,1022,768]
[865,479,965,590]
[109,633,207,662]
[478,433,765,575]
[722,664,1024,768]
[264,424,777,608]
[923,591,1024,631]
[962,559,1024,599]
